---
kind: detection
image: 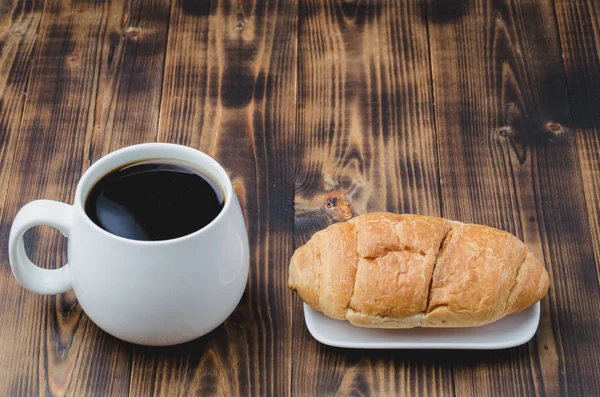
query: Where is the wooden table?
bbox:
[1,0,599,396]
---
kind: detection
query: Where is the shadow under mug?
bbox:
[8,143,250,346]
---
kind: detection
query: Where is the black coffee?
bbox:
[85,160,224,241]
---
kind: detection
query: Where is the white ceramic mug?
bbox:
[8,143,249,346]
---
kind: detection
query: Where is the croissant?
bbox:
[288,213,549,328]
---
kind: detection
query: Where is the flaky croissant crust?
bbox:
[289,213,549,328]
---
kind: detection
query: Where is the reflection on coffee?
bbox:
[85,160,224,241]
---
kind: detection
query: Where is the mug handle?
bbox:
[8,200,73,294]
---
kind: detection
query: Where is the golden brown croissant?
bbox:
[288,213,549,328]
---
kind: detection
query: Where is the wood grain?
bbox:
[0,1,133,396]
[293,1,452,396]
[0,0,43,237]
[295,0,442,243]
[1,0,600,395]
[86,0,171,163]
[429,0,600,395]
[555,0,600,276]
[128,0,297,395]
[0,0,45,394]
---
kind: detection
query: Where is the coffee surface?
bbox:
[85,160,224,241]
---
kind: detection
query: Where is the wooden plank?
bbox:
[294,1,452,396]
[86,0,171,163]
[428,0,600,395]
[0,0,42,235]
[127,0,297,395]
[0,0,45,392]
[0,1,133,396]
[555,0,600,278]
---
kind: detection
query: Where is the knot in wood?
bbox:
[235,10,247,31]
[545,122,564,136]
[125,27,140,38]
[235,20,247,31]
[497,126,514,138]
[76,4,85,12]
[325,197,338,210]
[323,193,354,221]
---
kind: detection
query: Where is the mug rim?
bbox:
[74,143,236,245]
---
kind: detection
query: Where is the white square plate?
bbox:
[303,302,540,349]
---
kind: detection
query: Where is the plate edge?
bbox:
[303,302,541,350]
